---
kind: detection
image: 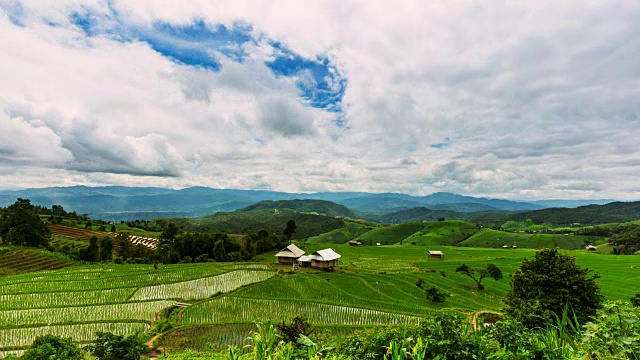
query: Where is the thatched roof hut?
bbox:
[275,244,305,264]
[428,250,444,259]
[298,248,341,269]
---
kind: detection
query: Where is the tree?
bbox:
[283,219,297,240]
[21,335,83,360]
[503,249,603,329]
[110,224,116,233]
[425,286,447,303]
[115,232,132,260]
[85,331,148,360]
[630,293,640,307]
[160,223,180,246]
[213,239,226,262]
[455,263,503,290]
[100,237,113,262]
[0,198,50,247]
[83,236,100,262]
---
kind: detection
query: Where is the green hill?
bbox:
[181,210,345,239]
[460,229,604,249]
[355,223,426,245]
[503,201,640,225]
[377,207,510,224]
[406,220,479,246]
[306,221,377,244]
[239,199,360,219]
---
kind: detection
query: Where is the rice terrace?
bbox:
[2,1,640,358]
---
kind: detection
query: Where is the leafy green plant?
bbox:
[424,286,447,303]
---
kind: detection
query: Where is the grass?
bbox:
[306,221,376,244]
[459,229,604,249]
[355,223,426,245]
[406,220,479,246]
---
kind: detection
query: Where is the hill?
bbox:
[0,186,580,221]
[406,220,480,246]
[355,223,426,245]
[178,210,345,239]
[503,201,640,225]
[459,229,604,249]
[377,207,509,224]
[306,221,376,244]
[239,199,360,219]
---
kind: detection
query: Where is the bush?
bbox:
[21,335,83,360]
[85,332,148,360]
[631,293,640,307]
[194,254,209,263]
[504,249,603,329]
[425,286,447,303]
[415,278,424,288]
[276,316,313,346]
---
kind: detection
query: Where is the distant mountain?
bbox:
[528,199,614,208]
[503,201,640,225]
[239,199,360,219]
[0,186,622,221]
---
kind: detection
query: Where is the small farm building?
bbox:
[349,240,362,246]
[586,245,597,251]
[428,250,444,259]
[298,248,341,269]
[275,244,305,264]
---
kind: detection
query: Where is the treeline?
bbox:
[0,199,299,265]
[503,201,640,225]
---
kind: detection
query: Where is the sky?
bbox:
[1,0,640,200]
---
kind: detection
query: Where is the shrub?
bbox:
[631,293,640,307]
[85,332,148,360]
[415,278,424,288]
[21,335,83,360]
[276,316,314,345]
[425,286,447,303]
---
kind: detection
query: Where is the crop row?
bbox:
[161,324,257,353]
[0,267,230,294]
[0,322,148,349]
[0,288,135,310]
[130,270,275,301]
[0,251,70,274]
[0,300,174,327]
[182,297,422,326]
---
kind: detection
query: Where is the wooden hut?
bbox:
[275,244,305,264]
[298,248,341,269]
[428,250,444,259]
[585,245,597,251]
[349,240,362,246]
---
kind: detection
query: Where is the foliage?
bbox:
[84,331,148,360]
[276,316,314,345]
[503,249,604,329]
[631,293,640,307]
[424,286,447,303]
[578,302,640,359]
[282,220,297,240]
[20,334,83,360]
[0,199,51,247]
[240,199,360,219]
[503,201,640,226]
[455,263,502,290]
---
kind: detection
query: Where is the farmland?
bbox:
[0,242,638,354]
[0,249,71,275]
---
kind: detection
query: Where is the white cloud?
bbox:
[1,1,640,200]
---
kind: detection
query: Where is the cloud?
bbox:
[1,1,640,200]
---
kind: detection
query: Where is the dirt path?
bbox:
[471,310,501,330]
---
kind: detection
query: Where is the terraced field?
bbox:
[459,229,603,249]
[0,262,274,353]
[49,224,159,249]
[0,250,71,275]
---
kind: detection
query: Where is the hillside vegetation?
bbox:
[504,201,640,225]
[178,211,345,239]
[306,221,376,244]
[460,229,604,249]
[406,220,479,246]
[239,199,360,219]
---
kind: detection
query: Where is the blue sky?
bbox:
[1,1,639,199]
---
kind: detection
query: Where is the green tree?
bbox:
[0,198,50,247]
[160,223,180,246]
[84,236,100,262]
[630,293,640,307]
[110,224,116,232]
[115,232,132,260]
[282,219,297,240]
[425,286,447,303]
[213,239,226,262]
[85,332,148,360]
[455,263,503,290]
[503,249,604,329]
[100,237,113,262]
[21,335,83,360]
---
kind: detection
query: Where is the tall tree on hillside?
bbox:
[160,223,180,246]
[455,263,503,290]
[83,236,100,262]
[212,240,226,262]
[115,232,132,260]
[503,249,603,329]
[0,198,50,247]
[100,237,113,262]
[283,220,297,240]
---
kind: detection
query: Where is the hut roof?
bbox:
[313,248,341,261]
[428,251,443,256]
[585,245,597,250]
[275,244,305,258]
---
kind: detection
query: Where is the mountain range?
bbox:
[0,186,616,221]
